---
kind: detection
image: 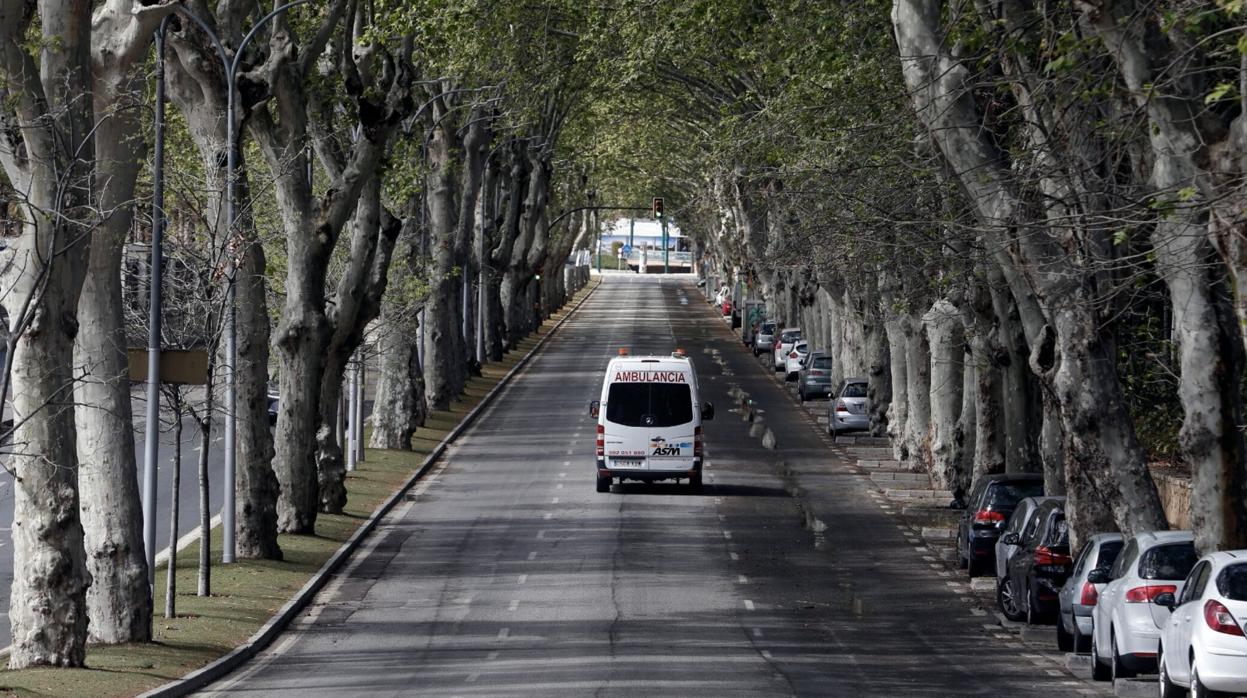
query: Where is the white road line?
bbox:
[487,651,500,660]
[497,628,510,640]
[723,531,732,540]
[508,600,519,611]
[527,551,538,561]
[559,473,567,478]
[536,530,546,540]
[517,574,528,585]
[466,672,480,683]
[556,483,564,490]
[738,575,748,584]
[543,512,553,520]
[565,449,574,455]
[551,497,559,503]
[744,600,755,611]
[562,461,571,466]
[752,628,763,638]
[730,552,739,561]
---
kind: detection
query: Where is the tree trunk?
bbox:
[884,315,910,460]
[923,300,964,490]
[370,306,427,449]
[903,314,932,469]
[963,279,1005,486]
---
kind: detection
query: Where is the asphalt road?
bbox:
[203,274,1095,696]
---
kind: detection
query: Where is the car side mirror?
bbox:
[1086,568,1110,585]
[589,400,600,418]
[701,401,715,420]
[1002,532,1019,546]
[1153,592,1177,610]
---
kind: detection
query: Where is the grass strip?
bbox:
[0,283,595,698]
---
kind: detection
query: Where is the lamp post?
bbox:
[146,0,314,571]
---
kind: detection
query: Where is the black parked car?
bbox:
[956,473,1045,577]
[1001,498,1073,623]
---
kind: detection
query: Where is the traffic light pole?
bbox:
[662,216,669,274]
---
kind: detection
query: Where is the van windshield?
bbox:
[606,383,693,427]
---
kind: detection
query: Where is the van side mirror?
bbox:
[589,400,600,418]
[1002,532,1019,546]
[1153,592,1177,610]
[1086,568,1110,585]
[701,401,715,420]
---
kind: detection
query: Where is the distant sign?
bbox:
[127,349,210,385]
[621,244,633,255]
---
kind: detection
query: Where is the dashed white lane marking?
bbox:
[527,551,538,561]
[487,651,499,660]
[761,650,772,659]
[723,531,732,540]
[508,600,520,611]
[543,512,553,520]
[536,530,546,539]
[752,628,763,638]
[552,497,560,504]
[971,609,987,616]
[744,600,755,611]
[559,473,567,478]
[556,483,564,489]
[466,672,479,683]
[497,628,510,640]
[565,449,574,455]
[717,514,726,521]
[730,552,739,561]
[738,575,748,584]
[562,461,571,466]
[517,574,528,584]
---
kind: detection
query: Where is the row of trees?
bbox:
[574,1,1247,557]
[0,0,599,669]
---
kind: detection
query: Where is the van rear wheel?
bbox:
[689,473,703,493]
[596,475,612,493]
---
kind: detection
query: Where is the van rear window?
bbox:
[606,383,693,427]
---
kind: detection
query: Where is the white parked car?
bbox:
[772,328,801,371]
[783,341,809,381]
[1091,530,1198,683]
[1158,550,1247,697]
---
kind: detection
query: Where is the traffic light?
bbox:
[653,197,664,219]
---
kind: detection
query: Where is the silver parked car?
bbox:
[797,352,832,401]
[753,322,777,356]
[996,496,1063,621]
[827,378,868,435]
[1057,533,1124,652]
[1090,530,1198,682]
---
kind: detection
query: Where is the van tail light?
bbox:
[1033,547,1072,566]
[595,424,604,457]
[1124,584,1177,603]
[1205,600,1245,636]
[1080,581,1099,606]
[972,510,1005,526]
[694,426,703,457]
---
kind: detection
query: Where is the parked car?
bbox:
[827,378,869,435]
[1057,532,1124,653]
[783,341,809,381]
[754,322,778,357]
[773,328,801,371]
[1091,530,1199,682]
[1157,550,1247,697]
[1002,498,1072,625]
[954,474,1044,577]
[997,496,1064,619]
[797,352,832,401]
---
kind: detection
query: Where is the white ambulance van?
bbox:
[589,348,714,493]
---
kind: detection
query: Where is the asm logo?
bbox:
[649,436,683,457]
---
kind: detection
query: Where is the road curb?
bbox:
[138,280,601,698]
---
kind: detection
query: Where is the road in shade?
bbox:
[203,274,1101,696]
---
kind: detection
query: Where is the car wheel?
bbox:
[1191,659,1226,698]
[1056,615,1074,652]
[1091,629,1112,681]
[955,532,968,570]
[1158,645,1183,698]
[595,475,611,493]
[1073,620,1091,654]
[998,577,1025,621]
[1111,632,1134,681]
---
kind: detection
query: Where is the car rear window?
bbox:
[1139,543,1199,581]
[841,382,867,398]
[1044,515,1069,547]
[606,383,693,427]
[761,323,776,334]
[985,481,1044,508]
[1217,564,1247,601]
[811,357,832,369]
[781,332,801,343]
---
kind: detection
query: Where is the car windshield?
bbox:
[811,357,832,370]
[1139,542,1199,581]
[841,382,867,398]
[1217,564,1247,601]
[761,324,776,334]
[1094,541,1124,571]
[986,481,1044,508]
[606,383,693,427]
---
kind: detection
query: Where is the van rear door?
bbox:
[603,380,696,472]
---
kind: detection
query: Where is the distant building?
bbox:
[597,218,693,272]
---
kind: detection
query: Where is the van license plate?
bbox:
[612,458,644,469]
